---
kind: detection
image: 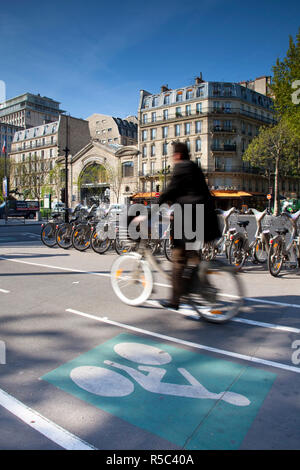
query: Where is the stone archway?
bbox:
[78,162,110,205]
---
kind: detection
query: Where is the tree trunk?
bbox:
[273,158,280,216]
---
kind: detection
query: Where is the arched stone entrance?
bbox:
[78,162,110,206]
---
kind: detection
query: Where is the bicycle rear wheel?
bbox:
[188,259,244,323]
[111,253,153,305]
[41,222,57,247]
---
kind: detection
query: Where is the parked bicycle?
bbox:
[71,205,97,251]
[56,204,91,249]
[228,208,273,270]
[268,209,300,277]
[202,207,238,261]
[41,212,65,247]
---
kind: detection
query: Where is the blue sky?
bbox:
[0,0,299,120]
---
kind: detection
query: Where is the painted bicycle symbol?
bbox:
[70,342,250,407]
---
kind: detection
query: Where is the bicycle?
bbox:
[56,204,90,249]
[228,208,273,270]
[110,238,244,324]
[268,210,300,277]
[203,207,238,260]
[72,205,97,252]
[41,212,65,247]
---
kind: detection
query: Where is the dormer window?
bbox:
[176,91,183,102]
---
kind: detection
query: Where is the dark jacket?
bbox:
[158,160,221,243]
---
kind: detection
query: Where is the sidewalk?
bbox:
[0,218,43,226]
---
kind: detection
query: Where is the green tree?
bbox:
[243,120,300,215]
[270,28,300,136]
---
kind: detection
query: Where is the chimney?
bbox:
[161,84,169,93]
[195,73,204,85]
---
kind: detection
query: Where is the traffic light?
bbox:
[60,188,65,203]
[156,185,160,192]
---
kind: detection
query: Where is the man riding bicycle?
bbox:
[158,142,221,310]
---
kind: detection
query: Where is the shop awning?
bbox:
[211,190,253,198]
[132,192,159,199]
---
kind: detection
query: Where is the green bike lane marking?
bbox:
[42,333,276,450]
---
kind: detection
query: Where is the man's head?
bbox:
[172,142,190,162]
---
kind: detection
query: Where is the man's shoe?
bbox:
[159,300,179,310]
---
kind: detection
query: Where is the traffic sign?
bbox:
[267,194,272,200]
[155,193,160,198]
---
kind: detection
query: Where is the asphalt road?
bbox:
[0,224,300,451]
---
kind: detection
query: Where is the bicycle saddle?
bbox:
[275,228,289,235]
[237,221,249,228]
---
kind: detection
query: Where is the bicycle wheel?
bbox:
[41,222,57,247]
[56,223,73,249]
[72,225,91,251]
[268,237,284,277]
[163,239,174,262]
[228,235,247,270]
[188,259,244,323]
[111,253,153,305]
[201,242,215,261]
[253,239,268,264]
[115,237,138,255]
[90,232,111,254]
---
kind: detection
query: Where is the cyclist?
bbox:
[158,142,221,310]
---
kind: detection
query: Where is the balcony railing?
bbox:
[213,166,262,174]
[211,127,236,133]
[15,140,57,151]
[211,144,237,152]
[140,107,276,127]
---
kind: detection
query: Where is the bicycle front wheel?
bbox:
[253,239,268,264]
[188,259,244,323]
[268,238,283,277]
[90,232,111,254]
[41,222,57,247]
[56,223,73,249]
[163,239,174,262]
[72,225,91,251]
[111,254,153,305]
[228,235,246,270]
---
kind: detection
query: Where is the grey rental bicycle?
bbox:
[228,208,273,270]
[268,209,300,277]
[203,207,238,260]
[110,239,244,324]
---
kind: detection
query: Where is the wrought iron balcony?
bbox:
[211,144,237,152]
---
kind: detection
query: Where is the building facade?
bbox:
[68,141,139,206]
[87,114,138,147]
[0,93,65,129]
[0,123,23,155]
[136,77,298,204]
[9,115,90,202]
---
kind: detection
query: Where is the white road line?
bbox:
[66,308,300,374]
[146,300,300,333]
[0,388,97,450]
[1,255,300,311]
[0,288,10,294]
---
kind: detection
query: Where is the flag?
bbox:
[2,137,6,154]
